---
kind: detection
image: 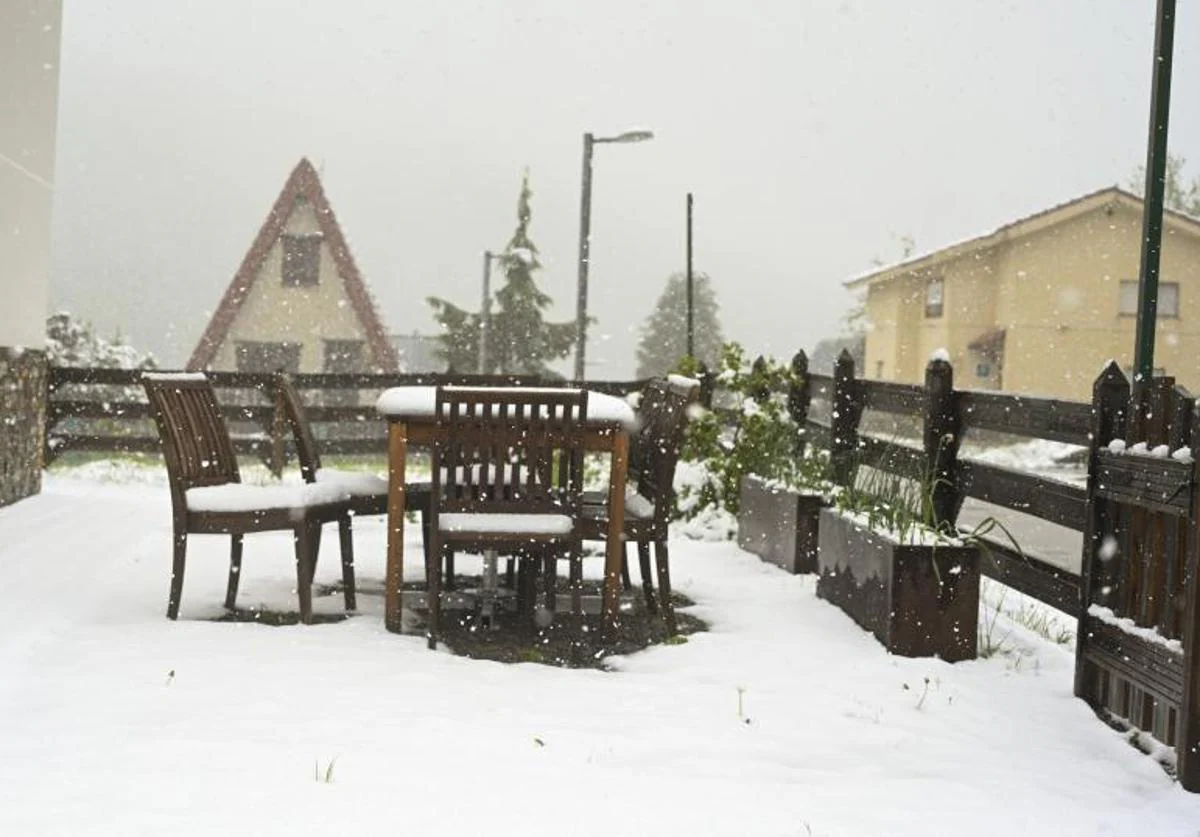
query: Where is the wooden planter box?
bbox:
[816,508,980,662]
[736,474,826,574]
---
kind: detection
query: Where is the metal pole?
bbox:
[1132,0,1176,406]
[686,192,695,361]
[574,133,595,382]
[478,250,494,374]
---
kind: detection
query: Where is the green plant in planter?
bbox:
[831,435,1025,564]
[831,446,940,545]
[676,343,809,518]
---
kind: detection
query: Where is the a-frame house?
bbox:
[187,158,398,375]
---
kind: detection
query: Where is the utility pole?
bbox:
[1131,0,1177,423]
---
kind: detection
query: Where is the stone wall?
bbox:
[0,347,46,507]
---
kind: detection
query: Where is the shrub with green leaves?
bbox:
[677,342,820,518]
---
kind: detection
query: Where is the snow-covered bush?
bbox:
[45,312,157,372]
[44,313,159,443]
[676,342,807,522]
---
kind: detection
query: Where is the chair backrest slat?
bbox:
[431,387,588,518]
[275,373,322,482]
[143,374,241,513]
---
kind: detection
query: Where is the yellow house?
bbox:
[847,187,1200,401]
[188,158,398,375]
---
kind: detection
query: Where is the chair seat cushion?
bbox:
[186,482,349,513]
[316,468,388,497]
[438,513,574,536]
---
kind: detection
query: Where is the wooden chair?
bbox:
[584,377,682,601]
[274,373,432,602]
[425,386,589,649]
[143,373,355,624]
[580,378,698,634]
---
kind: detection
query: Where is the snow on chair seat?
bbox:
[186,482,351,513]
[315,468,388,497]
[438,513,574,536]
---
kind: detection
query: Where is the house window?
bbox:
[875,361,884,379]
[282,233,322,287]
[235,341,301,374]
[976,363,991,378]
[323,340,365,406]
[1119,280,1178,318]
[924,277,944,318]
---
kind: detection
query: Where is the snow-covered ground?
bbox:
[2,469,1199,835]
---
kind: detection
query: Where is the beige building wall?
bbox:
[209,200,371,372]
[861,197,1200,402]
[0,1,62,348]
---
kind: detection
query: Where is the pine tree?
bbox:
[428,171,575,375]
[634,272,724,379]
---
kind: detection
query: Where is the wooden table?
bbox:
[374,386,638,636]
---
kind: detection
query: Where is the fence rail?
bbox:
[789,350,1086,613]
[786,349,1199,790]
[44,367,649,467]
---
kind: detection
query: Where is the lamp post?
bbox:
[686,192,695,361]
[478,249,504,374]
[574,128,654,381]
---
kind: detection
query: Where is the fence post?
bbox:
[788,350,811,458]
[1074,360,1130,700]
[749,356,771,404]
[42,364,58,467]
[696,361,715,410]
[1175,399,1200,791]
[831,349,861,486]
[268,380,286,479]
[923,356,962,532]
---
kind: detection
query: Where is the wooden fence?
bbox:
[44,367,647,470]
[787,349,1199,790]
[788,349,1085,614]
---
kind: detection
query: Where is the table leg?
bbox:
[385,421,409,633]
[602,430,629,636]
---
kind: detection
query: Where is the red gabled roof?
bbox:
[187,158,398,372]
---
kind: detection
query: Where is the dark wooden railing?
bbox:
[789,349,1086,614]
[44,367,648,468]
[786,349,1199,790]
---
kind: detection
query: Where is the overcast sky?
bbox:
[49,0,1200,376]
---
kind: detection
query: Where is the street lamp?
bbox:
[574,128,654,381]
[478,249,505,374]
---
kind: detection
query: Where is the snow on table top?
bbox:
[142,371,208,382]
[375,386,638,430]
[185,481,349,512]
